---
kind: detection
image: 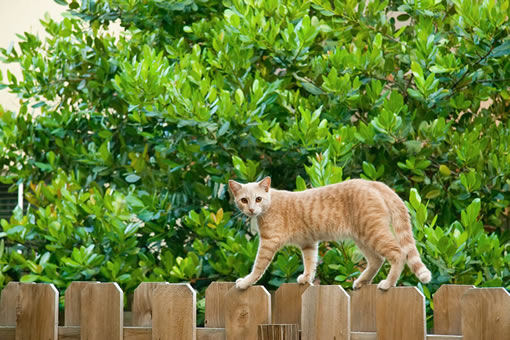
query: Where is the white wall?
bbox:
[0,0,65,111]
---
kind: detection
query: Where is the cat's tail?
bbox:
[374,182,432,284]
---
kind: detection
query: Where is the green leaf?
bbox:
[125,174,141,183]
[301,81,325,95]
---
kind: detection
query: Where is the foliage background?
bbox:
[0,0,509,326]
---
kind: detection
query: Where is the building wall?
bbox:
[0,1,65,111]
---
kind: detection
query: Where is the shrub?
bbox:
[0,0,509,323]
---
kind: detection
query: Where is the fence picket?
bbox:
[205,281,235,328]
[301,285,350,340]
[272,283,309,328]
[432,284,474,335]
[152,283,196,340]
[376,287,426,340]
[0,282,19,326]
[461,287,510,340]
[350,284,377,332]
[16,283,58,340]
[225,285,271,340]
[81,282,123,340]
[64,281,99,326]
[132,282,169,327]
[258,324,299,340]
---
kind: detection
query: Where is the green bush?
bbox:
[0,0,509,323]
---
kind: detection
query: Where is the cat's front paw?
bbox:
[377,279,392,291]
[353,278,369,290]
[235,277,253,290]
[297,273,313,285]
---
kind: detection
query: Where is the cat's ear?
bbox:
[228,180,243,195]
[258,176,271,192]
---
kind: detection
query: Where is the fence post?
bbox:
[376,287,426,340]
[132,282,169,327]
[81,282,123,340]
[258,324,299,340]
[152,283,196,340]
[301,285,350,340]
[16,283,58,340]
[461,287,510,340]
[273,283,309,328]
[432,284,474,335]
[225,285,271,340]
[204,281,235,328]
[0,282,19,326]
[349,284,377,332]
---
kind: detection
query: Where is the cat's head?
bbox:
[228,177,271,217]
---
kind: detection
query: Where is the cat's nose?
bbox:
[249,208,254,213]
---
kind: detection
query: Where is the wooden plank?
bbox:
[123,327,151,340]
[258,324,299,340]
[301,285,350,340]
[16,283,59,340]
[64,282,98,326]
[132,282,168,327]
[152,283,196,340]
[376,287,426,340]
[0,282,19,326]
[0,326,16,340]
[59,326,80,340]
[350,332,463,340]
[461,287,510,340]
[350,284,377,332]
[272,283,309,328]
[433,284,474,335]
[225,285,271,340]
[351,332,376,340]
[81,282,123,340]
[197,327,226,340]
[204,282,235,328]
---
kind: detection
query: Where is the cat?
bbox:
[228,176,431,290]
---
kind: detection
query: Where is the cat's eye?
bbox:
[256,197,262,203]
[240,198,248,204]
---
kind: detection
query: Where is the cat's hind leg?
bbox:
[297,243,318,285]
[353,241,384,290]
[371,238,405,290]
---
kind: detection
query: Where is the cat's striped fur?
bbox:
[228,177,431,290]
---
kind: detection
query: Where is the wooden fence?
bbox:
[0,281,508,340]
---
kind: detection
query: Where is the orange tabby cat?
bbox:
[228,177,431,290]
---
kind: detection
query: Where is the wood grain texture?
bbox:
[59,326,81,340]
[80,282,123,340]
[64,281,98,326]
[197,327,226,340]
[16,283,59,340]
[204,282,235,328]
[225,285,271,340]
[301,285,350,340]
[0,326,15,340]
[349,284,377,332]
[0,281,19,326]
[132,282,169,327]
[272,283,309,328]
[376,287,426,340]
[151,283,196,340]
[258,324,299,340]
[350,332,463,340]
[123,327,152,340]
[433,284,474,335]
[461,287,510,340]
